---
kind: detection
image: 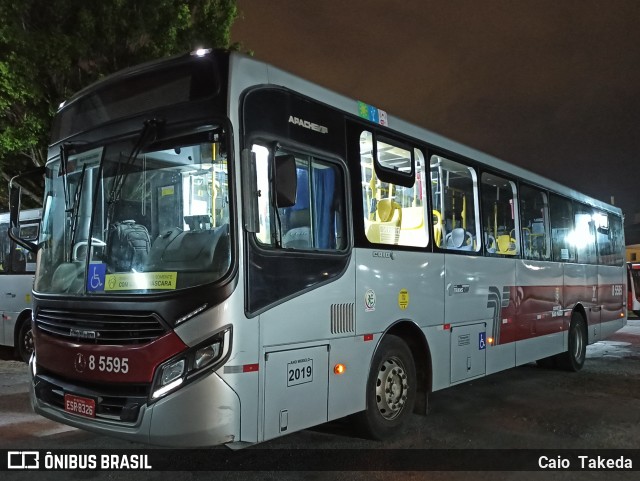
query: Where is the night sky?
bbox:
[231,0,640,223]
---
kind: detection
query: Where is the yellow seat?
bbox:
[399,206,428,247]
[432,210,443,247]
[496,234,517,255]
[365,199,402,244]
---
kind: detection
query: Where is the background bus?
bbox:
[0,209,41,362]
[9,49,626,447]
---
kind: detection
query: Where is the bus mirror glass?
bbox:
[8,168,44,253]
[275,154,297,208]
[241,148,259,233]
[9,182,21,232]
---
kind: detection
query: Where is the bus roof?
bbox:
[229,51,621,217]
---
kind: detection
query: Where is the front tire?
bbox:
[556,312,587,371]
[353,335,416,440]
[17,320,34,363]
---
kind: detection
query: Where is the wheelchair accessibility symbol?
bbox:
[87,263,106,292]
[479,332,486,350]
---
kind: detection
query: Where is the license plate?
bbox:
[64,393,96,418]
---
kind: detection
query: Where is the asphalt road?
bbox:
[1,319,639,481]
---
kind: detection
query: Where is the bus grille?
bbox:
[35,308,167,345]
[34,371,147,424]
[330,303,355,334]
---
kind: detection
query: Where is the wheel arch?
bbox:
[13,308,33,361]
[13,309,33,347]
[571,303,589,342]
[384,319,432,415]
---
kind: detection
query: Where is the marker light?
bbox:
[191,48,211,57]
[334,363,346,375]
[487,337,494,344]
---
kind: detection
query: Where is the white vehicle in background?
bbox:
[0,209,40,362]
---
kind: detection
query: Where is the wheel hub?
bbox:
[375,357,409,420]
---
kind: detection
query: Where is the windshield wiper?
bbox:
[68,164,87,262]
[59,142,82,212]
[107,118,163,220]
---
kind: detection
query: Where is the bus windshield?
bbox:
[35,127,231,295]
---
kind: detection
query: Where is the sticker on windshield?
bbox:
[87,263,107,292]
[104,272,178,291]
[67,147,103,174]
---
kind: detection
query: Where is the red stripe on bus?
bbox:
[34,330,187,383]
[492,284,624,345]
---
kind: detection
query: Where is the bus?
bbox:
[628,263,640,316]
[9,49,626,447]
[0,209,40,362]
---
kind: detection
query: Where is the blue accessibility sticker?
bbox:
[87,263,106,292]
[479,332,486,350]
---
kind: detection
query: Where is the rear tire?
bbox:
[17,319,34,364]
[353,335,416,440]
[556,312,587,372]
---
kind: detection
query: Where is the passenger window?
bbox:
[481,173,519,256]
[519,185,551,261]
[594,211,611,265]
[0,223,8,272]
[359,131,428,247]
[253,144,346,251]
[573,203,597,264]
[550,194,575,262]
[430,155,480,252]
[600,214,624,266]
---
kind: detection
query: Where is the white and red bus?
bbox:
[10,49,626,447]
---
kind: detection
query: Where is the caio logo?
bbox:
[8,451,39,469]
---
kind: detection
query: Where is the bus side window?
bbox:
[607,214,624,266]
[480,172,519,256]
[430,155,480,252]
[573,202,597,264]
[549,194,575,262]
[0,222,9,271]
[519,184,551,261]
[253,144,347,252]
[359,131,428,248]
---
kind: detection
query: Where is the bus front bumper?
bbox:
[29,359,241,447]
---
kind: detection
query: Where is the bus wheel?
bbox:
[17,320,34,364]
[354,334,416,440]
[557,312,587,372]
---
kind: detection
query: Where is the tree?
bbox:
[0,0,239,206]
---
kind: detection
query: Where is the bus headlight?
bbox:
[150,326,232,402]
